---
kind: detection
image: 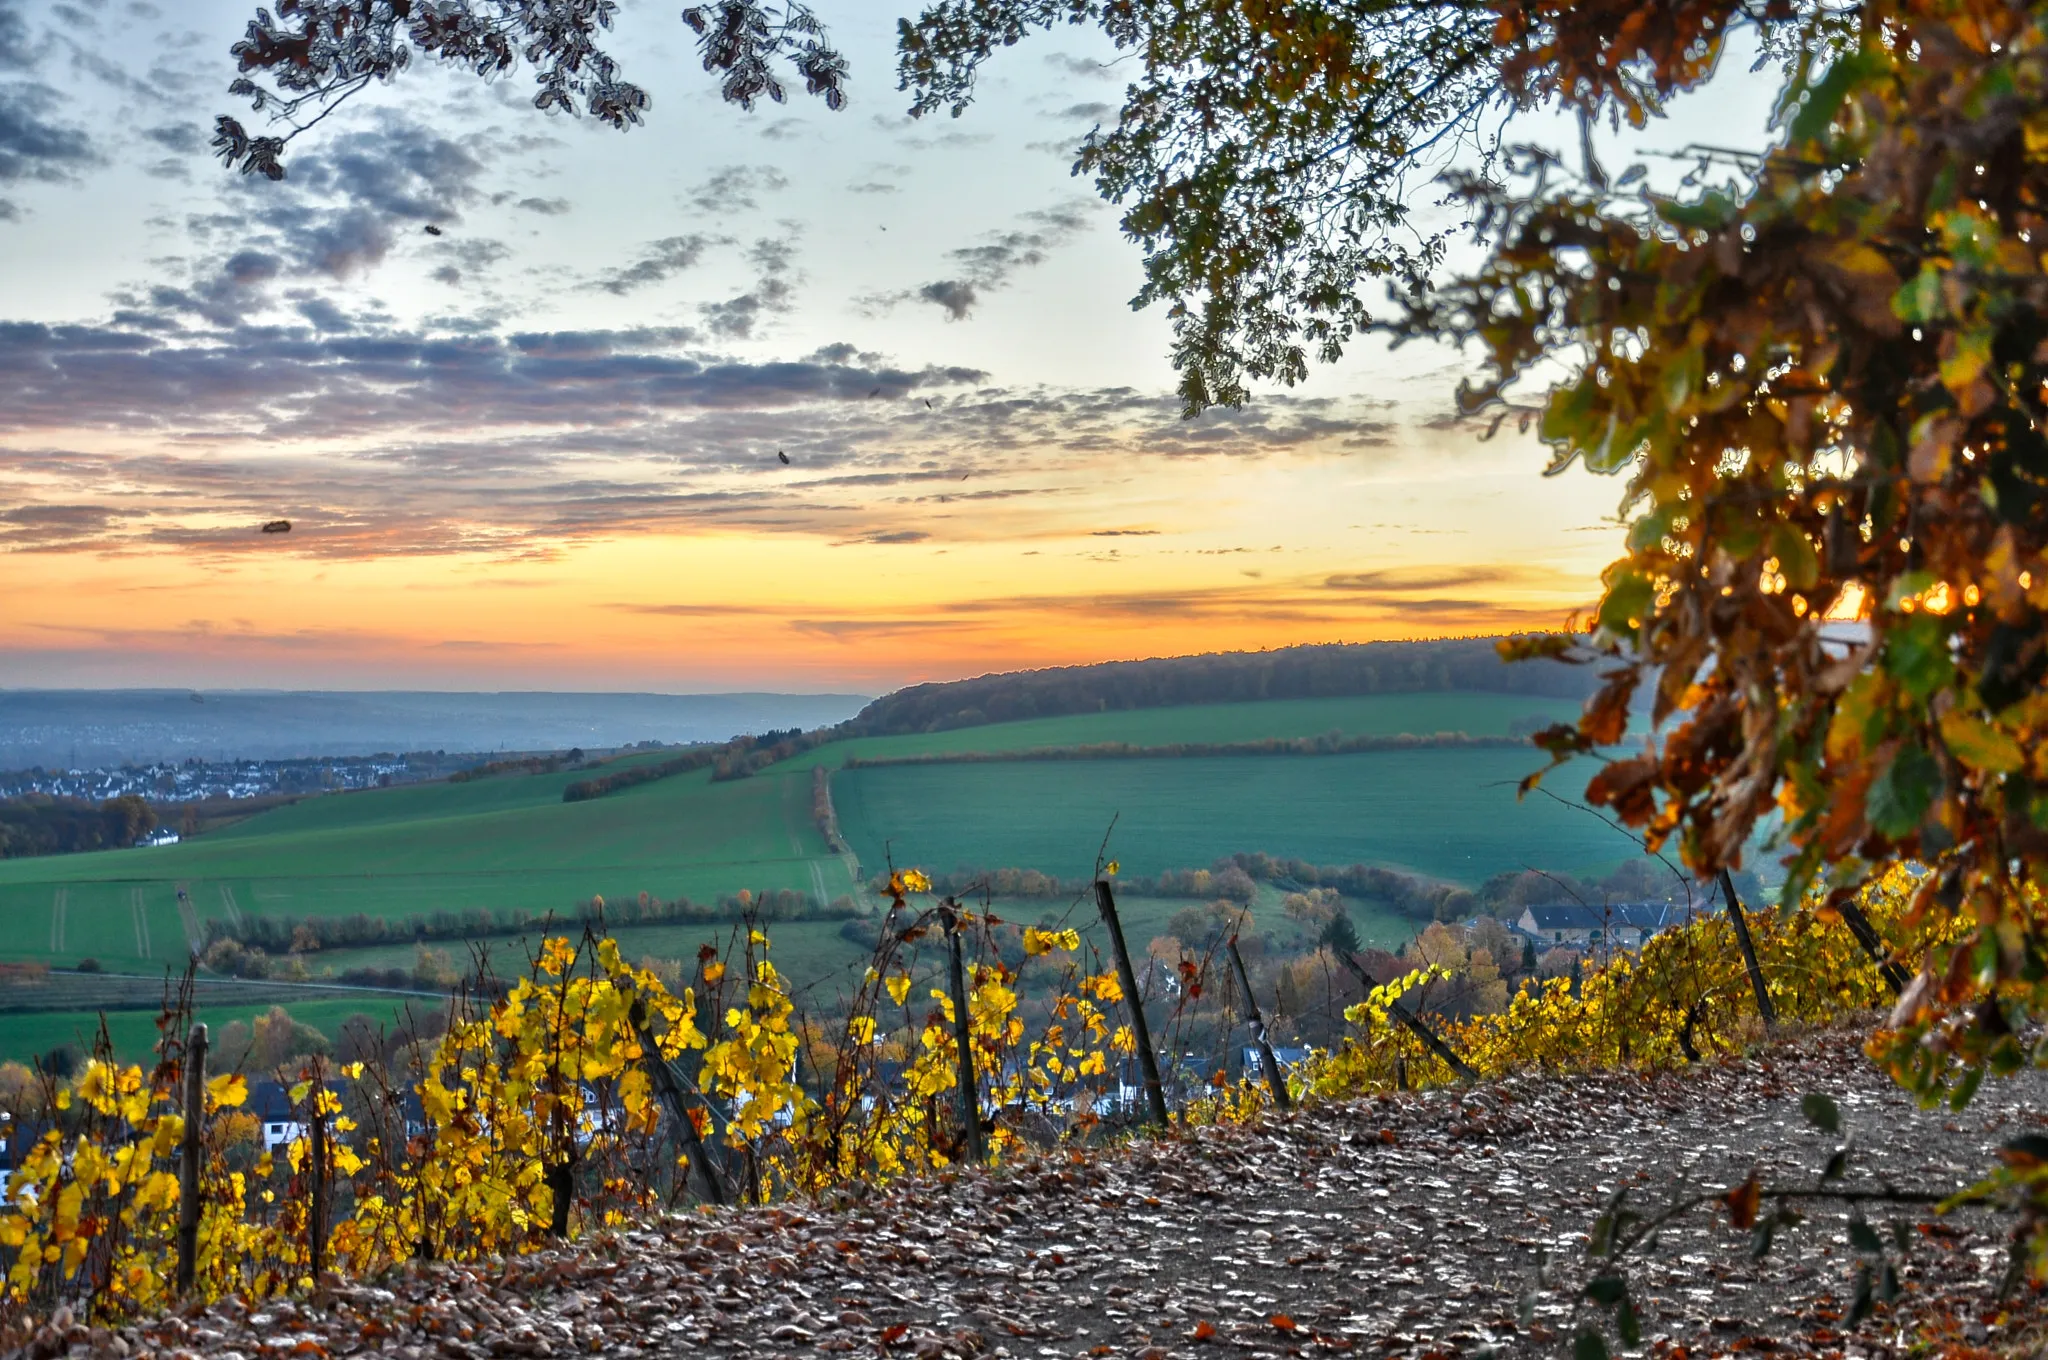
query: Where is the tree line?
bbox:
[0,795,157,859]
[843,638,1598,738]
[197,885,855,962]
[842,731,1525,769]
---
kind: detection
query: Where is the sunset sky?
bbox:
[0,1,1777,693]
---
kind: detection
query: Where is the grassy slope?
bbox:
[827,692,1575,763]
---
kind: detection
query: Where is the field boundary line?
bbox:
[219,884,244,927]
[131,888,151,959]
[50,889,66,954]
[175,885,202,954]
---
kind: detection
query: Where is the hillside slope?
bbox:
[71,1028,2038,1360]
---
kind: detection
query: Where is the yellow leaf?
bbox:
[702,961,727,985]
[885,974,912,1006]
[848,1016,876,1045]
[1104,860,1119,877]
[1940,709,2025,774]
[1022,927,1081,956]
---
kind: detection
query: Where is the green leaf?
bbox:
[1866,743,1941,839]
[1941,326,1993,394]
[1848,1219,1884,1254]
[1948,1063,1984,1111]
[1598,572,1655,640]
[1583,1275,1629,1306]
[1617,1296,1642,1347]
[1574,1328,1610,1360]
[1882,614,1954,700]
[1822,1147,1849,1181]
[1771,523,1821,591]
[1789,48,1882,146]
[1847,1264,1874,1326]
[1891,267,1945,323]
[1800,1092,1842,1134]
[1541,375,1602,446]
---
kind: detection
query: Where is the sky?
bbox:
[0,0,1780,694]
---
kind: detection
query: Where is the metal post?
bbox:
[1719,869,1778,1028]
[1226,937,1289,1110]
[943,903,986,1165]
[175,1022,206,1296]
[1093,880,1170,1129]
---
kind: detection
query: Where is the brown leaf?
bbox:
[1271,1314,1298,1331]
[1722,1174,1761,1230]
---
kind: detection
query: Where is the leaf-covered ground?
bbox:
[57,1026,2048,1360]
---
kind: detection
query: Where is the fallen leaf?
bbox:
[1722,1174,1762,1230]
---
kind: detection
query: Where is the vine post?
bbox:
[1332,949,1478,1083]
[307,1058,329,1285]
[1093,879,1170,1130]
[1226,936,1289,1110]
[1719,869,1778,1029]
[628,994,727,1206]
[941,901,986,1165]
[175,1021,207,1297]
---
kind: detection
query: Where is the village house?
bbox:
[1515,902,1697,950]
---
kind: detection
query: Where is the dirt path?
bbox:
[80,1028,2048,1360]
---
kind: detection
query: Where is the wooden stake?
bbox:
[1226,936,1289,1110]
[307,1061,329,1284]
[1719,869,1778,1028]
[628,995,727,1206]
[943,902,986,1165]
[1331,948,1479,1083]
[1094,880,1170,1129]
[1835,896,1910,994]
[175,1022,206,1297]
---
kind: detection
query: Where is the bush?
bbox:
[72,958,100,974]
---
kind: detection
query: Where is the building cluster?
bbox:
[0,752,479,804]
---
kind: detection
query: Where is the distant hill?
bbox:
[0,690,872,767]
[846,638,1593,737]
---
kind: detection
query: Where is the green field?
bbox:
[836,746,1631,885]
[0,759,858,974]
[0,690,1611,1060]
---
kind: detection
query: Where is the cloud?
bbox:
[835,530,930,546]
[917,279,978,321]
[591,235,714,295]
[1053,102,1113,121]
[1044,52,1114,79]
[0,81,97,217]
[688,164,788,215]
[876,200,1098,321]
[515,196,570,215]
[1323,567,1510,592]
[142,122,201,153]
[700,237,800,339]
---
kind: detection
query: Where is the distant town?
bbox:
[0,746,655,805]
